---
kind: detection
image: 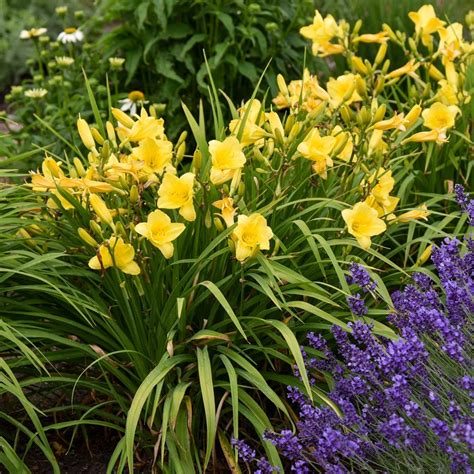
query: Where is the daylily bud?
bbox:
[284,114,296,135]
[115,221,127,238]
[73,157,86,177]
[382,23,397,42]
[101,141,111,160]
[417,245,432,266]
[90,220,103,239]
[288,122,302,143]
[374,77,385,95]
[428,65,444,81]
[238,182,245,197]
[374,42,388,66]
[340,105,353,125]
[130,184,139,204]
[353,19,363,35]
[408,37,418,55]
[205,208,212,229]
[89,194,115,230]
[404,104,422,129]
[213,217,225,232]
[355,77,367,98]
[227,238,235,253]
[192,149,201,172]
[381,59,390,74]
[175,142,186,165]
[352,56,368,75]
[277,73,289,97]
[106,121,117,144]
[373,103,386,123]
[78,227,98,246]
[77,118,95,150]
[91,127,104,145]
[111,108,134,128]
[176,131,187,148]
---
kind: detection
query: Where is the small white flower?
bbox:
[118,91,148,116]
[20,28,47,39]
[57,27,84,44]
[24,88,48,99]
[55,56,75,67]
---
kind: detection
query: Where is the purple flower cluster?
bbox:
[455,184,474,226]
[236,230,473,473]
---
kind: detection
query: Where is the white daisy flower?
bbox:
[119,91,148,116]
[20,28,47,39]
[24,88,48,99]
[57,27,84,44]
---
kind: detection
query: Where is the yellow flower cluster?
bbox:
[26,5,471,271]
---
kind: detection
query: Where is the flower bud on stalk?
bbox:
[175,142,186,165]
[101,141,111,160]
[374,77,385,95]
[205,209,212,229]
[112,108,134,128]
[408,37,418,55]
[91,127,105,145]
[213,217,225,232]
[382,23,397,42]
[373,103,386,123]
[129,185,139,204]
[89,220,103,239]
[77,118,95,150]
[352,19,363,35]
[277,73,289,97]
[90,194,115,230]
[374,42,388,66]
[115,221,127,238]
[352,56,368,75]
[192,149,201,173]
[78,228,98,246]
[288,122,302,143]
[284,114,296,135]
[176,131,187,148]
[381,59,390,74]
[416,245,432,266]
[428,64,444,81]
[106,121,117,145]
[340,105,353,125]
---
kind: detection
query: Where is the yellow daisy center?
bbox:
[64,27,77,34]
[128,90,145,102]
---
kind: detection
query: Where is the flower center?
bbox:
[128,91,145,102]
[64,27,77,34]
[242,231,258,246]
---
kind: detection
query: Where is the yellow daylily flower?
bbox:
[209,136,246,185]
[157,172,196,222]
[367,167,395,207]
[365,194,399,221]
[132,137,175,175]
[233,213,273,262]
[373,113,407,131]
[368,129,389,155]
[88,236,140,275]
[404,129,447,145]
[342,202,387,249]
[229,99,266,146]
[89,193,115,229]
[408,4,445,46]
[297,128,336,178]
[113,108,165,143]
[397,204,430,222]
[326,74,362,108]
[438,23,465,63]
[135,210,185,259]
[212,197,236,228]
[422,102,459,131]
[331,126,354,162]
[300,10,345,57]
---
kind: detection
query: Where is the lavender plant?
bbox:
[235,187,473,473]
